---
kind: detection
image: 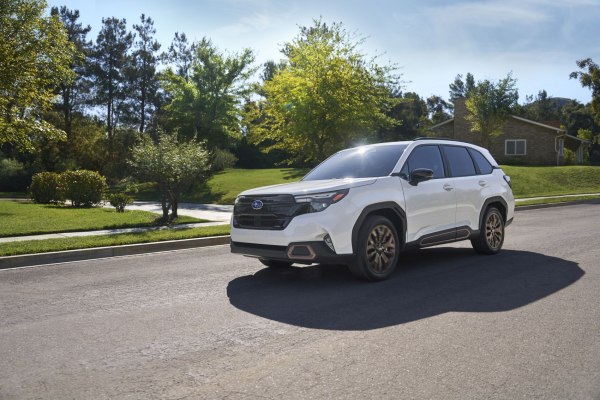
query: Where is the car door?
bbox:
[399,145,457,245]
[441,145,485,236]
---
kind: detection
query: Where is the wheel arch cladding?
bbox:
[480,196,508,228]
[351,202,406,253]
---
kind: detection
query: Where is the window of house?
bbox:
[505,139,526,156]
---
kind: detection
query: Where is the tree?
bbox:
[90,17,133,146]
[160,38,255,150]
[130,134,210,220]
[518,90,560,122]
[570,58,600,130]
[129,14,161,133]
[449,73,475,101]
[256,19,400,164]
[379,91,428,142]
[164,32,197,81]
[465,74,519,147]
[50,6,92,141]
[426,95,452,124]
[0,0,76,152]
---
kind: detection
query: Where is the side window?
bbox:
[468,148,494,175]
[403,145,445,179]
[443,146,476,177]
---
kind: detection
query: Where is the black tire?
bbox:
[471,206,505,255]
[259,259,293,268]
[348,215,400,281]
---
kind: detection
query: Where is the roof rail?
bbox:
[413,137,456,141]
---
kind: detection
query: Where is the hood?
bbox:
[238,177,377,197]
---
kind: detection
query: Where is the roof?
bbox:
[428,115,567,133]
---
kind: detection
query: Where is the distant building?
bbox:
[429,98,589,165]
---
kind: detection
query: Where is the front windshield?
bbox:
[303,144,408,181]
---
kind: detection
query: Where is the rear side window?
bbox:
[468,148,494,175]
[401,145,445,179]
[443,146,476,177]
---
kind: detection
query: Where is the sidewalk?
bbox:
[0,201,232,243]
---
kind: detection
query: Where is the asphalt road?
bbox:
[1,204,599,399]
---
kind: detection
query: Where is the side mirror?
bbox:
[409,168,434,186]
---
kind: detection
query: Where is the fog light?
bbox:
[323,234,335,252]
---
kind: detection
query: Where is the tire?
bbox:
[348,215,400,281]
[259,259,293,268]
[471,206,505,255]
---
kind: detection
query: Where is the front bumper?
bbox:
[230,241,354,265]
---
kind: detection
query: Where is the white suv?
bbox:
[230,139,515,281]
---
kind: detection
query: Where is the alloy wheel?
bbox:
[365,224,397,274]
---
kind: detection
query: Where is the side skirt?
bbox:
[404,226,478,250]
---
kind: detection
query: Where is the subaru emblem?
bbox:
[251,199,263,210]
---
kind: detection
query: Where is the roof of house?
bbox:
[429,114,567,133]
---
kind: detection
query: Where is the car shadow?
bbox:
[227,248,584,331]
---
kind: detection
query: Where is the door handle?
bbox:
[478,180,487,187]
[443,184,454,191]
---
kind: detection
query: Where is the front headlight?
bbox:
[294,189,349,212]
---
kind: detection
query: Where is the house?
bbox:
[429,98,590,165]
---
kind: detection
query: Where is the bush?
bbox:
[212,148,238,171]
[0,157,31,192]
[60,170,108,207]
[28,172,64,204]
[108,193,133,212]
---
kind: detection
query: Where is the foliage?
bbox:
[160,38,255,149]
[211,148,238,171]
[108,193,133,212]
[89,17,134,143]
[130,134,210,219]
[426,95,452,124]
[163,32,197,80]
[0,0,77,152]
[449,72,475,101]
[60,170,108,207]
[379,91,428,141]
[50,6,92,141]
[128,14,161,133]
[0,157,30,192]
[254,19,400,164]
[28,172,64,204]
[570,58,600,127]
[0,200,203,238]
[518,90,560,122]
[465,73,519,147]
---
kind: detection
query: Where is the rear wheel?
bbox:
[259,259,293,268]
[471,206,504,254]
[348,215,400,281]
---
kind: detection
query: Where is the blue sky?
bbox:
[47,0,600,104]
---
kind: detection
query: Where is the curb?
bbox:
[515,198,600,211]
[0,235,231,270]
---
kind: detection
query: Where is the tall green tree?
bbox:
[465,74,519,147]
[426,95,452,124]
[130,134,210,220]
[90,17,133,145]
[49,6,92,141]
[256,19,399,164]
[570,58,600,128]
[379,91,428,141]
[164,32,197,81]
[160,38,255,149]
[0,0,76,152]
[129,14,161,133]
[449,72,475,101]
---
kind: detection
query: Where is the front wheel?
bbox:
[259,259,293,268]
[471,206,505,254]
[348,215,400,281]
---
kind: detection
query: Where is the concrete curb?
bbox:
[0,235,230,270]
[515,198,600,211]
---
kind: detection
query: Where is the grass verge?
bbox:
[0,225,230,256]
[0,200,204,237]
[501,165,600,198]
[515,195,600,207]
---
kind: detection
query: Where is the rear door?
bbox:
[400,145,457,244]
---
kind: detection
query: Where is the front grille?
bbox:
[233,194,310,230]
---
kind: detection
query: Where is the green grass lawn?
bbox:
[0,224,230,256]
[0,200,204,237]
[501,165,600,198]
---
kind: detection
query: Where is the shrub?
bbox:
[0,157,30,192]
[212,148,237,171]
[108,193,133,212]
[60,170,108,207]
[28,172,64,204]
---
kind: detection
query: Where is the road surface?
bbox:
[1,203,599,399]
